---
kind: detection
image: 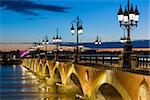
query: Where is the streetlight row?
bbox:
[41,28,62,60]
[39,16,100,62]
[33,0,140,66]
[41,29,62,48]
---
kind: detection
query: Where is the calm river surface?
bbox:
[0,65,77,100]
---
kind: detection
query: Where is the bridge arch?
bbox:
[53,68,62,83]
[85,70,89,83]
[39,64,43,72]
[70,73,83,94]
[44,65,50,78]
[138,79,150,100]
[65,66,86,95]
[98,83,123,100]
[29,60,33,70]
[31,60,35,71]
[90,71,131,100]
[37,63,43,75]
[23,59,30,69]
[33,61,37,73]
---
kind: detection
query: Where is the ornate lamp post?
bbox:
[70,16,83,63]
[95,35,102,52]
[42,35,49,58]
[53,28,62,60]
[117,0,139,67]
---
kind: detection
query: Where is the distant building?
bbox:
[0,50,20,61]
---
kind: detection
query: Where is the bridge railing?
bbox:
[102,65,150,75]
[28,51,150,71]
[25,52,150,75]
[137,55,150,69]
[79,54,119,66]
[57,53,75,62]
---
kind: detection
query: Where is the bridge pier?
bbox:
[45,77,55,85]
[89,91,106,100]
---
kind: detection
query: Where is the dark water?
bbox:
[0,65,76,100]
[60,40,150,48]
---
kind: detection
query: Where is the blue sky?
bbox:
[0,0,149,43]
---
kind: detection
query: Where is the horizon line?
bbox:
[0,39,149,44]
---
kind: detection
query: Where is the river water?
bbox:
[0,65,124,100]
[0,65,77,100]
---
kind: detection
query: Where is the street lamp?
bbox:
[42,35,49,58]
[117,0,140,68]
[53,28,62,60]
[95,35,102,52]
[70,16,83,63]
[31,42,38,58]
[120,37,127,43]
[37,39,43,48]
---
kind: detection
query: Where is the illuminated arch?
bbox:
[138,79,150,100]
[98,83,123,100]
[33,61,37,73]
[91,71,131,100]
[37,63,43,75]
[69,73,83,94]
[33,60,37,71]
[44,65,50,78]
[30,60,35,71]
[29,60,33,70]
[85,70,89,83]
[53,68,62,83]
[64,65,85,95]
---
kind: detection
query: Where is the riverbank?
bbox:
[0,41,149,52]
[0,60,22,65]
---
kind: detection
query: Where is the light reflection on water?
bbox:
[0,65,77,100]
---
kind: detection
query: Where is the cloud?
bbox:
[26,18,35,20]
[26,17,48,20]
[40,17,48,20]
[0,0,70,16]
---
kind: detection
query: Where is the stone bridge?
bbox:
[22,58,150,100]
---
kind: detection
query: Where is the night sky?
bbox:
[0,0,149,43]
